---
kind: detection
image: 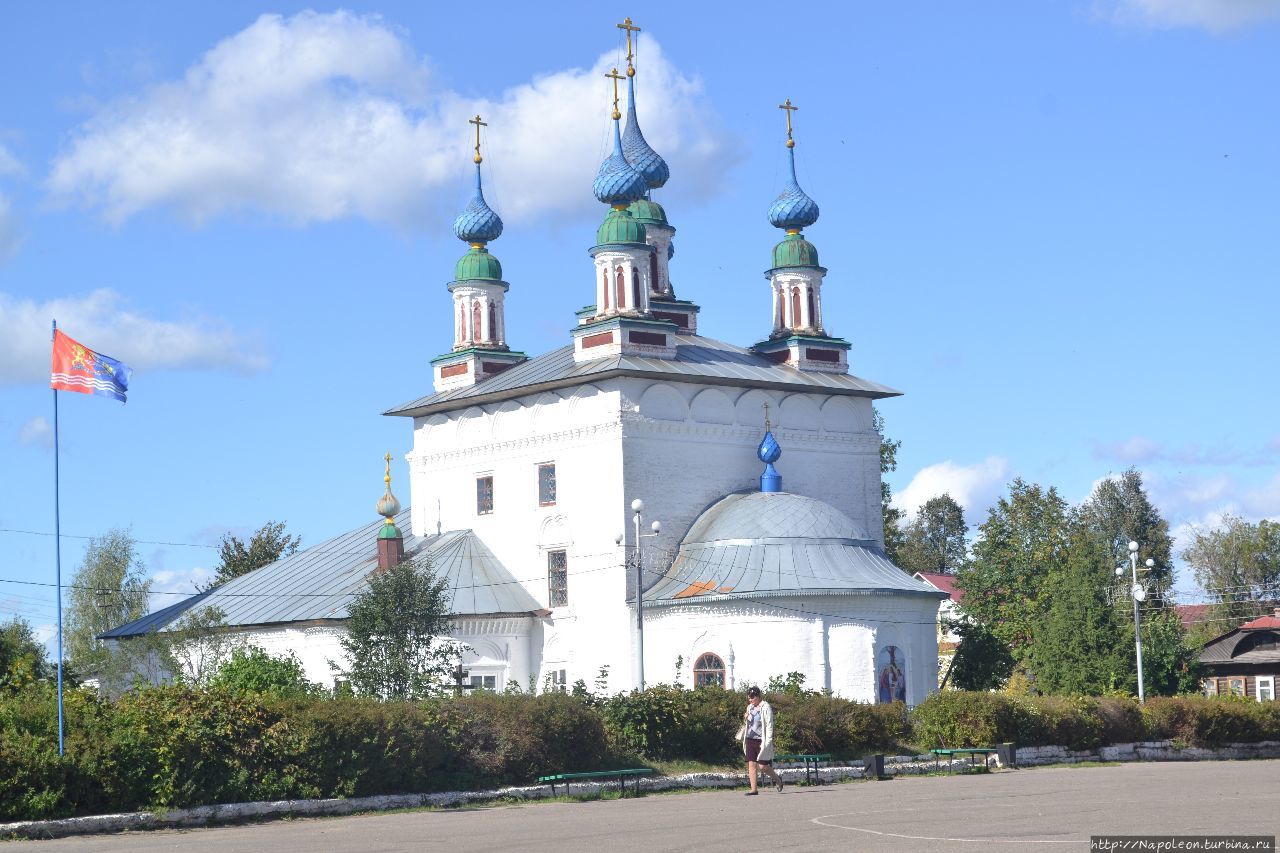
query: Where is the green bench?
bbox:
[773,753,834,786]
[930,747,998,773]
[536,768,654,797]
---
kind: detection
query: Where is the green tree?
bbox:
[1077,469,1174,595]
[1182,516,1280,623]
[203,520,300,590]
[208,646,319,697]
[896,494,969,575]
[875,408,906,562]
[1032,523,1131,695]
[956,479,1069,667]
[1137,608,1201,696]
[945,619,1014,691]
[339,558,464,700]
[0,618,52,692]
[65,529,151,678]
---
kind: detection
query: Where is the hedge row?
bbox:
[4,686,1278,821]
[911,691,1280,751]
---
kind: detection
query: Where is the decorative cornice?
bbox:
[412,418,624,466]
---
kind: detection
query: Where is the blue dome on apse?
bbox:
[622,76,669,190]
[594,120,649,206]
[453,165,503,243]
[767,147,820,231]
[758,430,783,493]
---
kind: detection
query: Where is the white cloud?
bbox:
[18,415,53,450]
[1242,472,1280,518]
[0,144,22,178]
[893,456,1011,525]
[1100,0,1280,32]
[148,566,214,612]
[0,288,268,385]
[46,11,731,230]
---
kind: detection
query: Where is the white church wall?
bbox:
[616,378,883,575]
[643,594,939,704]
[408,384,637,694]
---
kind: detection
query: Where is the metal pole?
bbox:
[1131,548,1145,703]
[52,319,65,756]
[634,508,644,691]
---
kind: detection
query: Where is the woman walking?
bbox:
[742,686,784,795]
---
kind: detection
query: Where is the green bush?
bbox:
[599,685,740,762]
[1142,696,1280,748]
[911,691,1031,748]
[768,694,910,757]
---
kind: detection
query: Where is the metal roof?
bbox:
[646,492,945,606]
[101,509,539,638]
[1199,624,1280,664]
[385,334,902,418]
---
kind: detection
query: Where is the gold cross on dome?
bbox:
[778,99,798,147]
[617,17,641,75]
[762,401,772,432]
[606,68,625,120]
[469,114,487,164]
[384,452,393,484]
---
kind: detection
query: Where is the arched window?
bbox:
[650,252,660,293]
[472,301,482,342]
[775,289,785,329]
[693,652,725,688]
[807,290,817,330]
[615,266,626,310]
[790,288,802,330]
[601,269,610,311]
[488,303,497,343]
[631,265,641,310]
[458,303,465,341]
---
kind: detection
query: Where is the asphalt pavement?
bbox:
[12,759,1279,852]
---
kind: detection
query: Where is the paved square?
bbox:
[17,760,1279,852]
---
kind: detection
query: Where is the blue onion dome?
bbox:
[454,246,502,281]
[767,146,820,231]
[629,197,668,226]
[453,164,503,244]
[772,232,819,268]
[622,76,669,190]
[594,120,649,206]
[596,206,647,245]
[758,430,782,464]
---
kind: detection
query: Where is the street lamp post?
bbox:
[618,498,660,691]
[1118,541,1155,703]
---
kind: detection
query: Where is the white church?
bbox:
[105,24,945,704]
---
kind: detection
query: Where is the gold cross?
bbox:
[383,452,393,484]
[762,401,772,432]
[469,114,487,164]
[779,99,798,147]
[606,68,625,120]
[617,17,641,76]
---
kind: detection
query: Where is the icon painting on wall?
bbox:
[878,645,906,703]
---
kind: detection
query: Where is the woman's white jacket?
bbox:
[742,700,776,762]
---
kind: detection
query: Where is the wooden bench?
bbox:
[930,747,998,774]
[536,768,654,797]
[773,753,834,786]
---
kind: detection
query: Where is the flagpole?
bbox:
[52,319,65,756]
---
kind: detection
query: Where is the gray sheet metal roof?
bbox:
[1200,626,1280,664]
[385,334,902,418]
[646,492,945,606]
[102,509,538,638]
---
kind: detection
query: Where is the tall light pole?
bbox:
[1117,541,1154,703]
[618,498,660,691]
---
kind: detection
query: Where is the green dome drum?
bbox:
[454,246,503,281]
[772,232,819,269]
[628,197,668,227]
[596,207,648,246]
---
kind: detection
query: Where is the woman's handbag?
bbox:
[735,724,746,741]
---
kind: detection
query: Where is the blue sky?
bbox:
[2,1,1278,645]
